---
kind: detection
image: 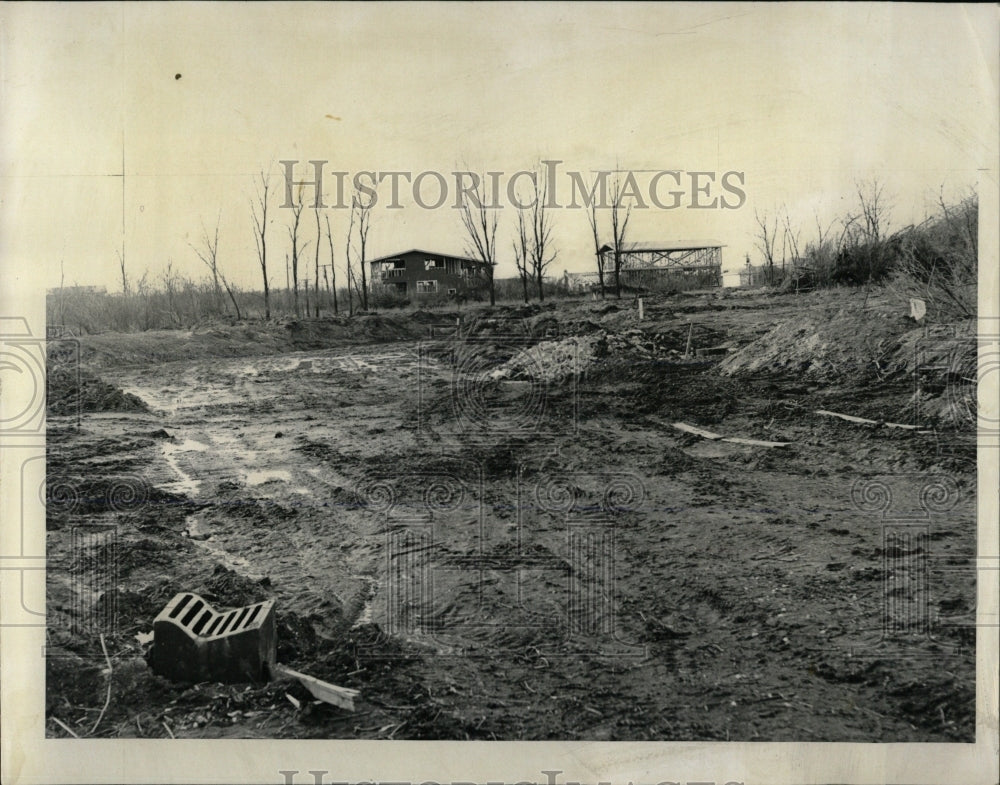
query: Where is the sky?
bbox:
[2,2,997,293]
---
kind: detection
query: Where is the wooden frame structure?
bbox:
[563,240,725,290]
[604,240,724,278]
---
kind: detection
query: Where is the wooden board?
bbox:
[671,422,724,440]
[272,663,360,711]
[672,422,791,448]
[721,436,792,448]
[815,409,925,430]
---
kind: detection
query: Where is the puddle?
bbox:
[183,514,264,579]
[350,577,379,628]
[245,468,292,486]
[162,438,210,496]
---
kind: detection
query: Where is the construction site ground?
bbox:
[45,287,978,741]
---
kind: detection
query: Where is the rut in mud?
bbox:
[46,289,977,740]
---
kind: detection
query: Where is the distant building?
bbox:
[369,249,488,296]
[565,240,725,291]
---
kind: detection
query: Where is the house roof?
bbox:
[600,240,725,253]
[367,248,484,265]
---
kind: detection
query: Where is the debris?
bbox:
[672,422,791,448]
[815,409,929,431]
[721,436,791,448]
[285,692,302,710]
[672,422,724,440]
[134,631,154,646]
[151,593,277,684]
[271,663,360,712]
[909,298,926,321]
[89,634,113,736]
[51,716,80,738]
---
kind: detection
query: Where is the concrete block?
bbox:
[151,592,276,684]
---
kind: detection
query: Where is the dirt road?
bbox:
[46,290,977,740]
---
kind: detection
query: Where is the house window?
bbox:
[447,288,457,295]
[424,258,444,270]
[416,280,438,293]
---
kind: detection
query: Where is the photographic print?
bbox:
[1,3,997,784]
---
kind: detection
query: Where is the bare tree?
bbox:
[529,171,556,302]
[754,208,779,284]
[587,200,606,299]
[857,178,891,247]
[189,213,242,320]
[856,177,892,293]
[135,269,152,331]
[351,187,373,311]
[324,214,338,315]
[287,186,310,318]
[251,169,272,319]
[780,208,800,267]
[116,248,129,296]
[512,206,531,303]
[160,261,181,326]
[58,259,66,326]
[314,208,323,317]
[344,200,355,316]
[777,208,803,290]
[459,174,498,306]
[609,171,632,299]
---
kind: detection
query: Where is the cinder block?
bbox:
[151,592,276,684]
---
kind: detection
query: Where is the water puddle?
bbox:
[245,468,292,486]
[183,514,264,579]
[162,438,210,496]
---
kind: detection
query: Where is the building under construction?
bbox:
[566,240,724,291]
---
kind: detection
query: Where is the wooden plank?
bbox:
[815,409,878,425]
[815,409,925,430]
[673,421,790,448]
[671,422,724,440]
[721,437,791,448]
[272,663,360,712]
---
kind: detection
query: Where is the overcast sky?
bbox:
[2,3,996,292]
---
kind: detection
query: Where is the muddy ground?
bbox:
[45,288,977,740]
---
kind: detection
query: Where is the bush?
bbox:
[890,194,977,321]
[369,289,410,309]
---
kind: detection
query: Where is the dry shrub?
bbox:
[889,193,977,322]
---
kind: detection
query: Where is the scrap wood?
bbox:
[815,409,929,431]
[672,422,724,440]
[722,436,792,448]
[51,716,80,738]
[88,633,113,736]
[672,422,791,448]
[272,663,359,712]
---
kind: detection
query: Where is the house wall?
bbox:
[370,251,481,295]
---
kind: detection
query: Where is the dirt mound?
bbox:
[492,336,598,382]
[490,326,726,383]
[718,304,909,381]
[47,366,149,415]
